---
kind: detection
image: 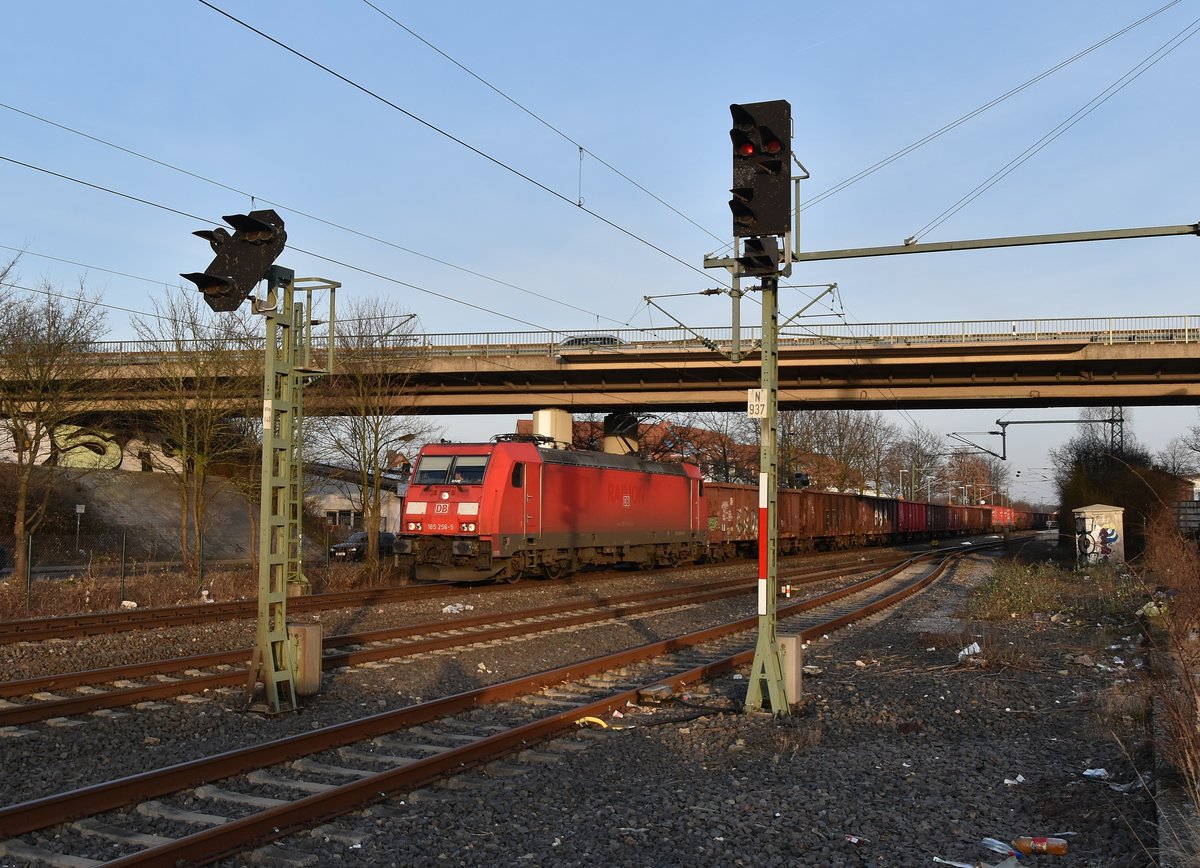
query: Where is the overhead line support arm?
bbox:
[793,223,1199,262]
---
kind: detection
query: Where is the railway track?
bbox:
[0,545,988,865]
[0,553,925,727]
[0,547,932,644]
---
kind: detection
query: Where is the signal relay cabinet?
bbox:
[1072,504,1125,565]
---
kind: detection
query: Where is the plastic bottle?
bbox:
[1011,836,1069,855]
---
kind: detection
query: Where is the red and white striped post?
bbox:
[743,272,789,715]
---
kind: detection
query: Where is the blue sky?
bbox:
[2,1,1198,500]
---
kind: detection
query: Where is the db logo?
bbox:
[435,503,449,514]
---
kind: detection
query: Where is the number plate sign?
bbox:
[747,388,766,419]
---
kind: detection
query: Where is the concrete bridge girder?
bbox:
[50,337,1200,417]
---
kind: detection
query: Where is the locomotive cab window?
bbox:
[413,456,452,485]
[414,455,489,485]
[511,463,523,487]
[452,455,488,484]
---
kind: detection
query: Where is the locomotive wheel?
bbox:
[542,561,566,580]
[501,555,526,582]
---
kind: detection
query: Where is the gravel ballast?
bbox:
[0,539,1163,867]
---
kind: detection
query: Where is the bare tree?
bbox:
[131,288,260,577]
[778,409,900,493]
[1156,437,1200,477]
[0,266,107,583]
[570,414,605,451]
[859,412,901,496]
[778,409,819,488]
[690,411,758,483]
[308,298,441,574]
[887,422,945,500]
[814,410,877,492]
[1049,413,1162,557]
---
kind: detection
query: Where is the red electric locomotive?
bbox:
[397,436,705,582]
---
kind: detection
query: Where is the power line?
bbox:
[357,0,727,248]
[0,101,611,324]
[0,153,555,331]
[196,0,718,286]
[0,277,166,322]
[909,11,1200,241]
[801,0,1185,211]
[0,243,177,289]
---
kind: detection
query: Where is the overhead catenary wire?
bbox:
[800,0,1185,212]
[0,101,613,326]
[195,0,718,287]
[6,1,1186,348]
[908,11,1200,243]
[5,4,1151,350]
[357,0,728,249]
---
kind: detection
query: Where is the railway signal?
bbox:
[729,100,792,239]
[737,236,781,276]
[181,209,288,312]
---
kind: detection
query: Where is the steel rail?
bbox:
[102,548,982,866]
[0,550,906,644]
[5,551,923,696]
[0,544,990,840]
[0,583,462,644]
[0,554,911,725]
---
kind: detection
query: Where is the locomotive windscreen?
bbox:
[412,454,489,485]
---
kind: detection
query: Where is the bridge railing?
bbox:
[776,315,1200,346]
[90,315,1200,360]
[407,315,1200,355]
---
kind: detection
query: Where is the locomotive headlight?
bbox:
[462,522,476,532]
[406,521,423,531]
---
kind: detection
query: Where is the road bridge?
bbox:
[76,314,1200,416]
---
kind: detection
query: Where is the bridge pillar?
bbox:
[532,409,572,449]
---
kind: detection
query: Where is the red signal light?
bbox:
[736,142,755,157]
[763,139,781,154]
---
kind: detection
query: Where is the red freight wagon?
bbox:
[863,496,899,546]
[397,439,704,582]
[703,481,759,560]
[929,503,952,534]
[776,487,807,553]
[849,495,876,548]
[704,483,812,557]
[960,506,988,533]
[989,505,1019,530]
[898,500,927,537]
[810,491,850,547]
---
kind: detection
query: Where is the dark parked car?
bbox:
[329,531,395,561]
